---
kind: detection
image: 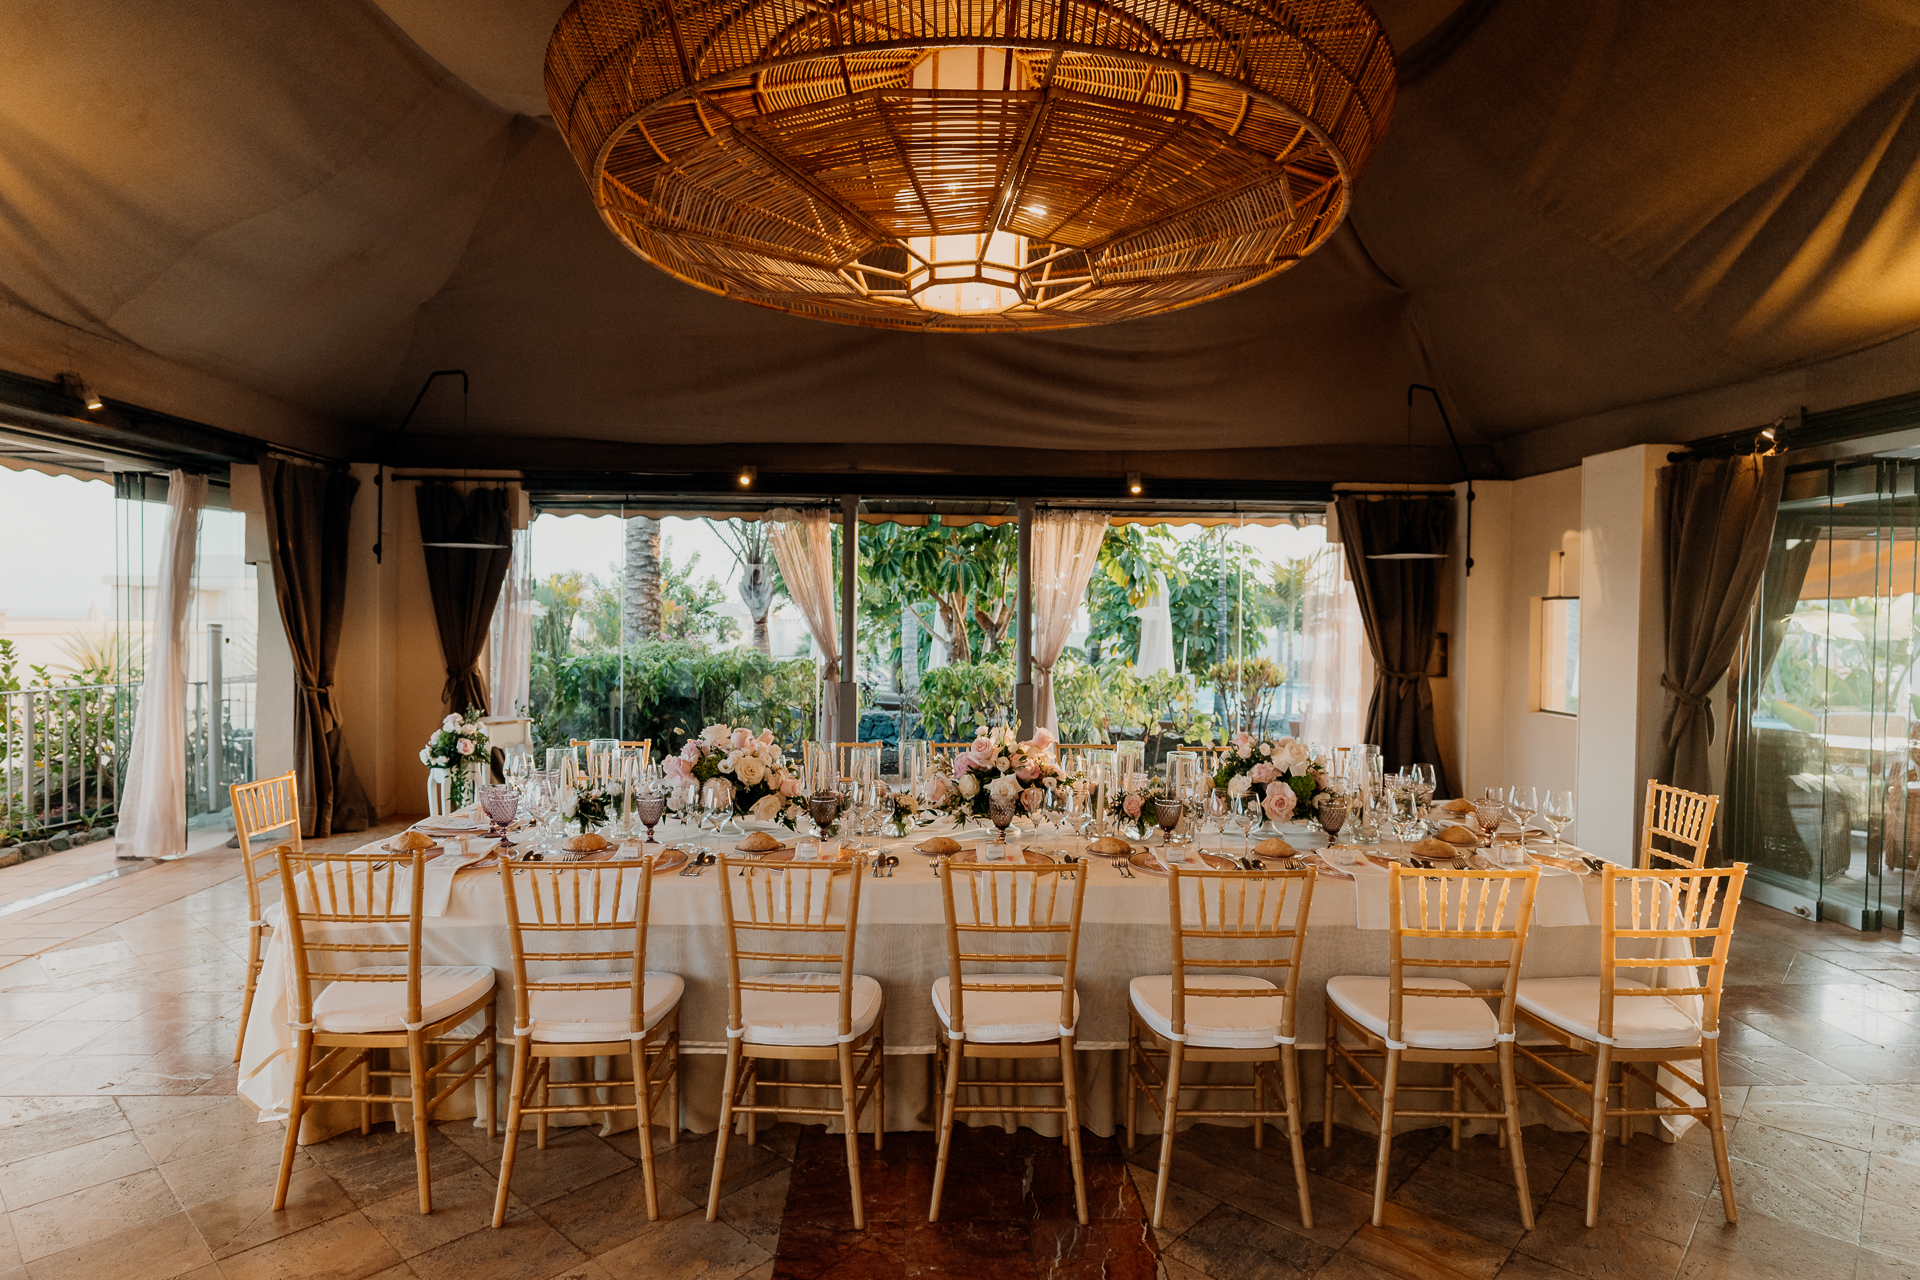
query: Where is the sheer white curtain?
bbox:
[487,525,533,716]
[116,471,207,860]
[1031,509,1108,734]
[766,507,840,733]
[1298,545,1371,748]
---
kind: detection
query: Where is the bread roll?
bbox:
[1087,835,1132,855]
[1436,798,1474,815]
[563,832,611,853]
[392,830,437,852]
[736,830,782,853]
[1411,838,1459,861]
[1435,824,1480,846]
[916,835,962,855]
[1253,836,1295,857]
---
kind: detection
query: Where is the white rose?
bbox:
[418,748,431,765]
[1227,774,1251,799]
[718,755,735,773]
[988,775,1021,802]
[749,794,781,822]
[785,802,806,824]
[1259,742,1274,757]
[1282,741,1310,770]
[735,755,766,786]
[958,774,980,799]
[442,713,461,731]
[457,738,474,755]
[434,755,450,767]
[702,725,730,746]
[561,791,578,817]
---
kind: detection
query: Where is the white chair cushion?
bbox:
[524,971,684,1043]
[1516,976,1703,1049]
[1325,975,1499,1051]
[739,972,882,1047]
[932,974,1080,1043]
[1129,975,1290,1049]
[312,965,495,1034]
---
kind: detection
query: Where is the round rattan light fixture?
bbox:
[546,0,1395,331]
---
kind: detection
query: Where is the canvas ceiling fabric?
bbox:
[1,2,1918,476]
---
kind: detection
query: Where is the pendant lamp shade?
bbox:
[545,0,1395,331]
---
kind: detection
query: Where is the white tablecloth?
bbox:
[237,820,1650,1139]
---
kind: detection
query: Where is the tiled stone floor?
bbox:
[0,836,1916,1280]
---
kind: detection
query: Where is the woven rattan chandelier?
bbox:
[546,0,1395,331]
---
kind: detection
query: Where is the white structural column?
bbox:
[1575,444,1676,864]
[1015,497,1035,738]
[1447,479,1512,798]
[838,494,859,743]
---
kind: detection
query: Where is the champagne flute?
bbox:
[1507,786,1539,845]
[1542,790,1574,851]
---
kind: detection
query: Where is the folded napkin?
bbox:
[416,809,489,833]
[421,845,485,916]
[1347,855,1396,929]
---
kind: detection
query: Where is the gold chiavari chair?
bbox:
[229,771,301,1062]
[708,855,884,1228]
[1128,864,1318,1229]
[928,742,974,768]
[931,860,1090,1223]
[1325,866,1540,1229]
[1640,780,1718,869]
[493,854,683,1226]
[571,739,653,765]
[1514,863,1747,1227]
[272,848,497,1215]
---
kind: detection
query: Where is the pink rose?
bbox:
[927,775,951,805]
[731,728,752,750]
[1016,765,1039,782]
[680,742,701,761]
[1030,727,1057,752]
[663,757,694,786]
[1124,795,1143,819]
[971,736,994,756]
[757,729,775,745]
[1249,762,1276,785]
[779,777,800,797]
[1262,785,1294,822]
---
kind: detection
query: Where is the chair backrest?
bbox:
[937,862,1087,1039]
[231,771,301,915]
[1600,863,1746,1043]
[498,855,655,1036]
[275,848,425,1031]
[1641,781,1718,869]
[481,717,532,748]
[1165,864,1317,1040]
[715,854,867,1040]
[1387,866,1540,1044]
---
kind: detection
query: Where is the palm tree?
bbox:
[622,517,662,642]
[718,520,778,655]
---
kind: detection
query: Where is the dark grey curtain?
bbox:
[1758,517,1819,685]
[257,457,371,837]
[1336,495,1455,797]
[416,484,514,714]
[1656,454,1787,796]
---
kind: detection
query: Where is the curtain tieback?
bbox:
[300,683,339,733]
[1381,669,1424,683]
[1661,675,1715,741]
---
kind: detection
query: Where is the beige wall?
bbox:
[1504,469,1582,837]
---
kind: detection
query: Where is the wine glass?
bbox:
[1542,790,1574,850]
[1207,789,1231,845]
[1507,786,1539,845]
[479,784,519,834]
[1233,793,1260,856]
[988,792,1018,847]
[706,777,742,836]
[1472,798,1504,848]
[808,790,842,840]
[1154,797,1184,850]
[1316,793,1350,844]
[1409,764,1436,821]
[635,790,668,846]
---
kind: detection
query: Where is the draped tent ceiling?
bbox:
[2,0,1918,485]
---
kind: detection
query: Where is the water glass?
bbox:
[1542,790,1574,849]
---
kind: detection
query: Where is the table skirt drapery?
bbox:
[237,823,1682,1144]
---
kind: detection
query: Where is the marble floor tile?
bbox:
[217,1209,407,1280]
[0,1127,156,1211]
[14,1208,214,1280]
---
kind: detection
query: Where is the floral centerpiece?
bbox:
[1212,733,1329,828]
[663,724,803,828]
[565,779,615,834]
[887,791,929,838]
[925,727,1071,825]
[418,709,489,809]
[1106,777,1172,838]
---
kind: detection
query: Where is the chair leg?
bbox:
[485,1016,498,1138]
[1371,1048,1400,1228]
[493,1039,529,1228]
[1123,1026,1138,1155]
[1281,1045,1313,1230]
[1584,1044,1612,1228]
[273,1029,313,1211]
[929,1036,964,1221]
[536,1065,550,1150]
[839,1041,866,1230]
[409,1032,434,1215]
[359,1055,372,1136]
[669,1023,681,1146]
[1498,1043,1534,1231]
[707,1043,742,1221]
[1322,1008,1337,1149]
[1061,1036,1087,1226]
[872,1022,885,1152]
[1451,1067,1463,1151]
[233,937,260,1062]
[632,1040,660,1221]
[1701,1043,1737,1225]
[1151,1039,1185,1230]
[1252,1062,1265,1152]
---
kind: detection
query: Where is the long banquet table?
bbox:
[238,818,1662,1141]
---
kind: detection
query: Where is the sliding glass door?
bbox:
[1727,459,1916,930]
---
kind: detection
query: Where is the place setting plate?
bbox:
[952,846,1054,865]
[1127,848,1241,875]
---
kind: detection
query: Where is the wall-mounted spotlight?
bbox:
[58,373,103,412]
[1127,471,1142,495]
[737,465,757,488]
